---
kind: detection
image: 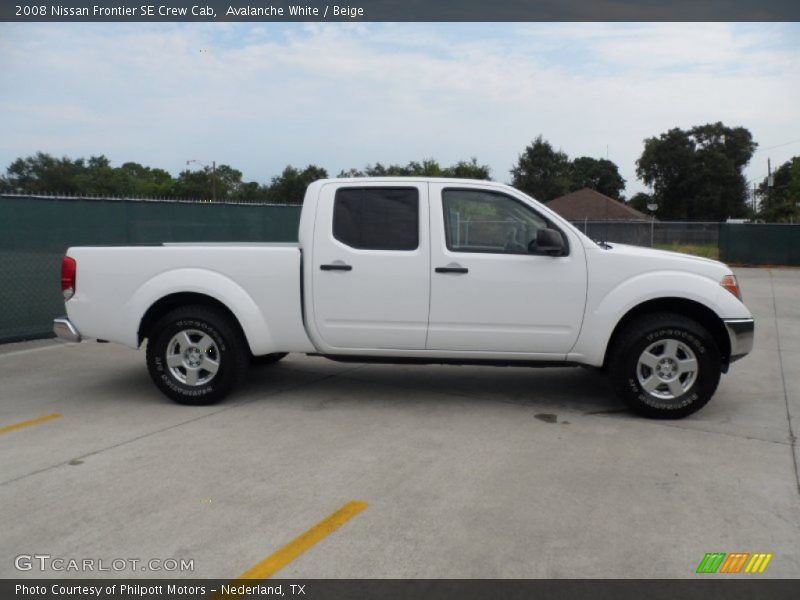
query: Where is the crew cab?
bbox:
[54,178,754,418]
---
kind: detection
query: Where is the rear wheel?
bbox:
[146,305,249,405]
[608,312,721,419]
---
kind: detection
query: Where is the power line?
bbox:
[754,139,800,153]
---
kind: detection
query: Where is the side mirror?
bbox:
[531,228,565,256]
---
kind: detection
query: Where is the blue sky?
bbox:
[1,22,798,196]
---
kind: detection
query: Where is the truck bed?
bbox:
[65,244,314,355]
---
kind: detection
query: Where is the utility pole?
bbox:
[212,160,217,203]
[767,158,772,214]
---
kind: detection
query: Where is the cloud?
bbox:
[0,22,798,196]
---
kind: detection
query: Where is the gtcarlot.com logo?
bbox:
[696,552,772,574]
[14,554,194,573]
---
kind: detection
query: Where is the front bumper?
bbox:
[724,318,754,362]
[53,317,82,343]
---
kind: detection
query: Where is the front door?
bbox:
[427,183,587,355]
[311,182,430,351]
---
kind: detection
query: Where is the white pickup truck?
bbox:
[54,178,753,418]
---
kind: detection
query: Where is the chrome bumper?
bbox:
[53,317,82,343]
[724,318,754,362]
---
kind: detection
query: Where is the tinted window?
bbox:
[333,187,419,250]
[442,189,550,254]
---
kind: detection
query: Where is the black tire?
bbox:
[251,352,288,366]
[146,305,249,405]
[608,312,721,419]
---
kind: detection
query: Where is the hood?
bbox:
[594,242,731,279]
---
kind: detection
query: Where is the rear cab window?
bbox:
[333,187,419,250]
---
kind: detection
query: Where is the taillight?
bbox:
[61,256,76,300]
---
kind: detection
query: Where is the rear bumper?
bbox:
[53,317,82,343]
[724,318,754,362]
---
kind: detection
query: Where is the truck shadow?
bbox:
[81,355,627,418]
[244,357,628,417]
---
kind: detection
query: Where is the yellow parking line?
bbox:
[233,500,368,581]
[0,413,62,435]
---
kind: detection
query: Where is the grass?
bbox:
[654,243,719,260]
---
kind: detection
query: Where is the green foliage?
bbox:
[628,192,653,213]
[510,136,572,202]
[118,162,175,197]
[570,157,626,200]
[172,164,252,201]
[339,157,491,180]
[510,137,626,202]
[5,152,89,194]
[636,122,756,221]
[443,158,492,180]
[757,156,800,223]
[2,153,493,205]
[265,165,328,204]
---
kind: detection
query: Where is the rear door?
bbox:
[310,182,430,351]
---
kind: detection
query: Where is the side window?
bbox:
[442,189,551,254]
[333,187,419,251]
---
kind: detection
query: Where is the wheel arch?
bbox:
[138,292,248,351]
[602,297,731,371]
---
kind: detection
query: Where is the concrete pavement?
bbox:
[0,268,798,579]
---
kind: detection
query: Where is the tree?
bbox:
[173,167,214,200]
[789,159,800,221]
[118,162,175,197]
[213,164,246,200]
[511,137,626,201]
[628,191,653,213]
[510,136,572,202]
[569,157,626,199]
[73,155,127,196]
[229,181,264,202]
[171,164,251,201]
[2,153,492,203]
[757,157,800,222]
[442,158,491,180]
[265,165,328,204]
[4,152,88,194]
[338,158,491,180]
[636,122,756,221]
[337,168,365,178]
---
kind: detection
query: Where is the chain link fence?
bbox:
[569,220,720,247]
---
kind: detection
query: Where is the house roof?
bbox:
[547,188,650,221]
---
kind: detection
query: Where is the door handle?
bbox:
[435,267,469,274]
[320,264,353,271]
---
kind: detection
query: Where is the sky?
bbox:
[0,21,798,197]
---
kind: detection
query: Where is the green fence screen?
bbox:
[0,195,301,343]
[720,223,800,266]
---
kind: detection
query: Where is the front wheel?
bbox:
[146,305,249,405]
[608,312,721,419]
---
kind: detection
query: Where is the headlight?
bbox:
[720,274,742,301]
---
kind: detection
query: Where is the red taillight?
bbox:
[61,256,76,300]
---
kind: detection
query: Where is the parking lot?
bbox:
[1,267,798,579]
